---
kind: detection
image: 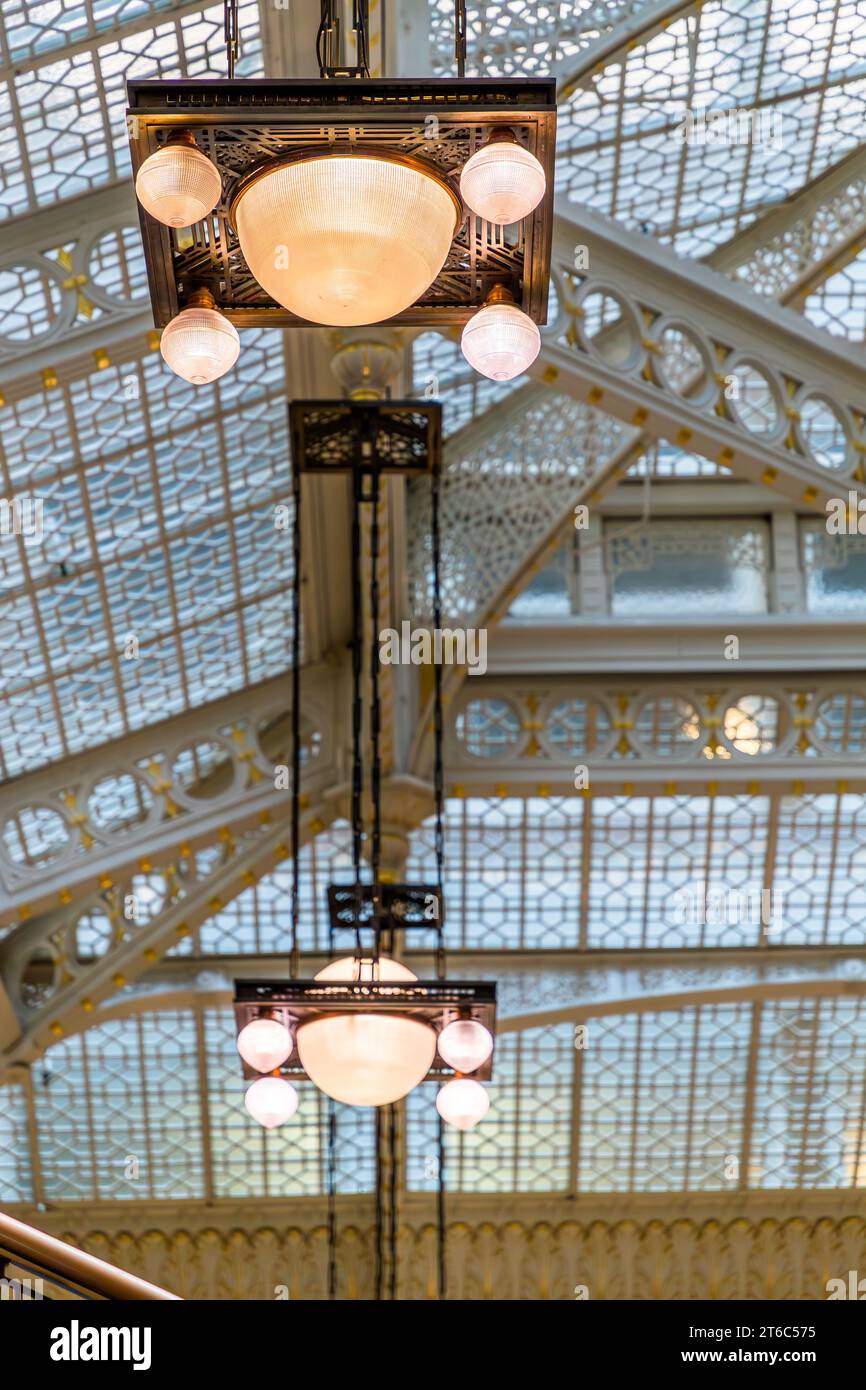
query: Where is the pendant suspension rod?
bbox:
[431,453,448,1301]
[369,459,382,961]
[374,1108,384,1299]
[289,451,302,978]
[388,1101,398,1300]
[455,0,467,79]
[224,0,239,79]
[432,456,446,982]
[350,464,365,960]
[327,1100,337,1299]
[317,0,371,77]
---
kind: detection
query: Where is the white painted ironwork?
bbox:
[446,676,866,793]
[0,665,343,927]
[538,207,866,506]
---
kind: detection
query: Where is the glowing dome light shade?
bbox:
[314,955,418,984]
[437,1018,494,1074]
[436,1078,490,1130]
[160,289,240,385]
[296,956,438,1106]
[244,1075,299,1128]
[461,284,541,381]
[236,1017,293,1073]
[460,129,546,225]
[135,131,222,228]
[231,150,462,327]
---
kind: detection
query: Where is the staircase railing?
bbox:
[0,1210,180,1300]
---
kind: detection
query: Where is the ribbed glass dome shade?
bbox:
[297,956,437,1106]
[460,141,546,225]
[461,301,541,381]
[233,154,459,326]
[135,143,222,228]
[160,306,240,384]
[436,1078,490,1130]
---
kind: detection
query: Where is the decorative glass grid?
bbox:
[579,1002,752,1191]
[6,990,866,1201]
[428,1,647,79]
[506,511,770,619]
[0,1080,33,1202]
[0,1,263,220]
[802,246,866,342]
[0,328,294,778]
[197,820,359,956]
[401,793,835,951]
[555,0,866,257]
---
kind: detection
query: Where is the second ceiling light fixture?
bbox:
[127,0,556,386]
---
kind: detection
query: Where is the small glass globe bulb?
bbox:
[135,131,222,228]
[437,1018,494,1074]
[244,1075,299,1129]
[461,284,540,381]
[237,1017,293,1073]
[460,127,546,225]
[160,288,240,385]
[436,1078,490,1131]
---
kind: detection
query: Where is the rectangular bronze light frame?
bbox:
[126,77,557,330]
[289,399,441,475]
[233,978,497,1084]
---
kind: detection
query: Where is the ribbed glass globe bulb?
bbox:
[460,135,546,225]
[436,1078,490,1131]
[437,1018,494,1074]
[296,956,437,1106]
[160,299,240,385]
[135,137,222,228]
[244,1075,299,1129]
[237,1017,293,1073]
[461,290,540,381]
[232,152,460,326]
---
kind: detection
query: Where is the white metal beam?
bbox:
[0,664,346,928]
[535,204,866,509]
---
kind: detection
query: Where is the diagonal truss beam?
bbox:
[711,143,866,306]
[535,203,866,509]
[0,664,346,929]
[0,809,334,1064]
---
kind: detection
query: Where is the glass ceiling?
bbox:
[0,0,262,219]
[0,327,294,777]
[109,791,866,956]
[432,0,866,257]
[1,1,865,1216]
[4,988,866,1202]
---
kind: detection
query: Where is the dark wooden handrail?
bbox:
[0,1210,180,1300]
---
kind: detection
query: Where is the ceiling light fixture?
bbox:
[436,1078,491,1131]
[134,129,222,228]
[232,400,496,1128]
[231,149,461,327]
[244,1075,300,1128]
[459,126,547,226]
[159,287,240,384]
[236,1015,294,1073]
[461,283,542,380]
[126,1,555,376]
